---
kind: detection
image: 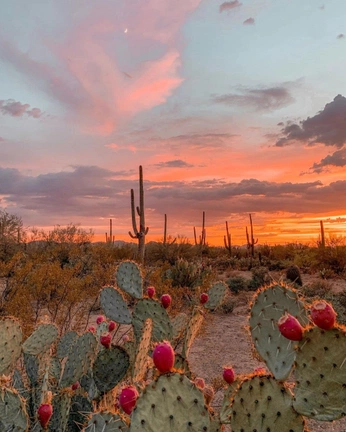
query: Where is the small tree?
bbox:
[0,210,26,261]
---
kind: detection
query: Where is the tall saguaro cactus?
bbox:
[128,166,149,263]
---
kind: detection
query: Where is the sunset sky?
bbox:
[1,0,346,246]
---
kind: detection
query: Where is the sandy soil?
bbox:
[189,273,346,432]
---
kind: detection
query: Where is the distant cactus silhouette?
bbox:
[286,265,303,286]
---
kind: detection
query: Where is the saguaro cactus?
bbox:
[128,166,149,264]
[193,211,206,246]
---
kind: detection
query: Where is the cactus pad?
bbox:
[22,323,58,355]
[93,346,130,395]
[57,330,78,359]
[249,283,308,380]
[220,380,240,424]
[60,332,97,388]
[0,387,29,431]
[49,390,72,432]
[132,319,152,383]
[293,326,346,421]
[182,308,204,359]
[132,299,172,343]
[0,317,22,375]
[86,411,129,432]
[172,312,189,340]
[67,394,93,432]
[204,282,228,311]
[230,374,305,432]
[100,286,132,324]
[130,373,211,431]
[116,260,143,299]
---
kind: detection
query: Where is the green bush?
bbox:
[226,276,248,294]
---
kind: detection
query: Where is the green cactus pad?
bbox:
[24,352,39,386]
[220,380,240,424]
[182,308,204,359]
[132,299,173,343]
[80,371,99,401]
[67,394,93,432]
[210,413,224,432]
[100,286,132,324]
[249,283,309,380]
[230,374,305,432]
[93,346,130,395]
[49,390,72,432]
[49,356,61,381]
[293,326,346,421]
[22,323,58,356]
[116,260,143,299]
[204,282,228,311]
[57,330,78,359]
[0,317,22,375]
[172,312,189,340]
[123,340,136,366]
[133,319,152,383]
[60,332,98,388]
[86,411,129,432]
[0,388,29,431]
[12,369,29,401]
[130,373,210,431]
[173,354,194,379]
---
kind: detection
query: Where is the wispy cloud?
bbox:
[219,1,242,13]
[243,17,255,25]
[276,94,346,148]
[213,86,294,111]
[154,160,194,168]
[0,99,42,118]
[308,148,346,173]
[337,34,345,39]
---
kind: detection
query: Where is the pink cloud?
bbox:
[0,0,202,135]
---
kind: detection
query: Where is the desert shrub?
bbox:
[286,265,302,286]
[247,266,271,291]
[226,276,248,294]
[300,280,331,298]
[220,296,236,314]
[165,258,215,290]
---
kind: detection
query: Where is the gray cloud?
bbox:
[219,1,242,13]
[337,34,345,39]
[243,17,255,25]
[154,160,194,169]
[276,94,346,148]
[0,99,43,118]
[1,166,346,232]
[213,86,294,111]
[309,148,346,173]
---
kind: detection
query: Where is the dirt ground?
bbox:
[189,272,346,432]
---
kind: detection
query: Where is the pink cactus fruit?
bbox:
[147,286,155,299]
[96,315,105,325]
[161,294,172,309]
[278,313,303,341]
[108,321,117,332]
[100,333,112,349]
[223,366,235,384]
[311,300,336,330]
[88,326,96,333]
[119,386,139,415]
[152,341,175,373]
[37,404,53,428]
[71,382,80,391]
[200,293,209,305]
[122,335,130,343]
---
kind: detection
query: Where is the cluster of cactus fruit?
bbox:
[1,260,346,431]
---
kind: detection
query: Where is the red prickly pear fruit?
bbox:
[37,403,53,428]
[108,321,117,332]
[88,326,96,333]
[71,381,80,391]
[223,366,235,384]
[311,300,336,330]
[152,341,175,373]
[200,293,209,305]
[194,377,205,389]
[122,335,130,343]
[278,313,303,341]
[96,315,105,325]
[147,286,155,298]
[100,333,112,348]
[161,294,171,309]
[119,386,139,415]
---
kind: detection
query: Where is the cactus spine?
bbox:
[128,166,149,264]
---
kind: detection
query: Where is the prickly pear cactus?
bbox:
[249,283,309,380]
[86,411,129,431]
[22,323,58,356]
[181,308,204,359]
[204,282,228,311]
[130,373,211,431]
[93,345,130,395]
[293,325,346,421]
[67,394,93,432]
[57,330,78,359]
[100,286,132,324]
[60,332,98,388]
[132,319,152,383]
[116,260,143,299]
[0,317,22,375]
[173,354,194,380]
[172,312,189,340]
[229,374,305,432]
[132,299,172,343]
[0,387,29,431]
[220,379,240,424]
[49,390,72,432]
